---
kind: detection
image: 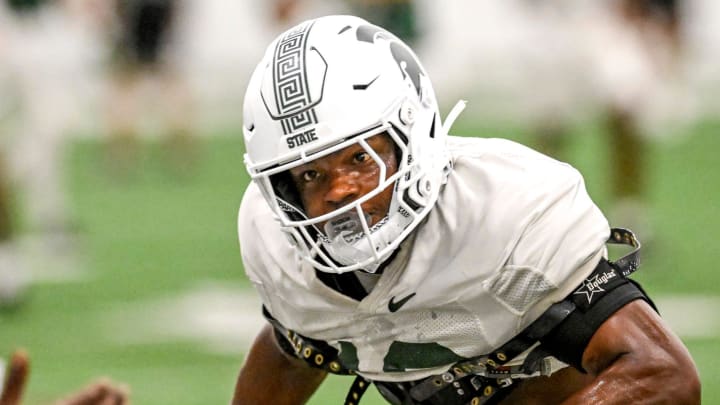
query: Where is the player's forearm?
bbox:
[232,324,327,405]
[559,300,700,404]
[559,352,700,404]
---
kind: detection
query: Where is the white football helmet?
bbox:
[242,15,463,273]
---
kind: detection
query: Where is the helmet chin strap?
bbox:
[322,203,412,273]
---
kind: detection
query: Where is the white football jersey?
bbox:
[238,136,610,382]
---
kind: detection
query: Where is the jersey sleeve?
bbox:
[511,162,609,284]
[478,139,610,331]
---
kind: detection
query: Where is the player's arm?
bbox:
[560,300,700,404]
[232,323,327,405]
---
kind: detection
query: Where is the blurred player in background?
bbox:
[520,0,684,238]
[0,0,103,306]
[271,0,420,44]
[595,0,684,238]
[0,2,22,306]
[347,0,419,45]
[104,0,196,176]
[1,0,101,234]
[423,0,687,241]
[0,4,136,395]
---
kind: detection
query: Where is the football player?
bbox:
[233,15,699,404]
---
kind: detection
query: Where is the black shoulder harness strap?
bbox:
[537,228,655,370]
[264,228,647,405]
[263,306,355,376]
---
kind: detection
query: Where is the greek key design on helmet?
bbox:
[272,21,318,135]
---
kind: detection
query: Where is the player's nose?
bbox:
[324,172,360,208]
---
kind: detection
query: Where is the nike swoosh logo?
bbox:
[352,75,380,90]
[388,293,416,312]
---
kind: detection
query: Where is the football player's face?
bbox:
[289,133,398,228]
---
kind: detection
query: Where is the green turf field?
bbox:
[1,119,718,404]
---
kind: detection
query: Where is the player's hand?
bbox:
[0,350,128,405]
[53,379,130,405]
[0,349,30,405]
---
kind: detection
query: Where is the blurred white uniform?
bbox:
[1,2,102,231]
[0,2,103,298]
[238,136,609,382]
[421,0,691,133]
[683,0,720,117]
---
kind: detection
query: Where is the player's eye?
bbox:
[301,170,319,182]
[354,151,370,164]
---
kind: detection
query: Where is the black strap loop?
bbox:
[606,227,641,276]
[345,376,372,405]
